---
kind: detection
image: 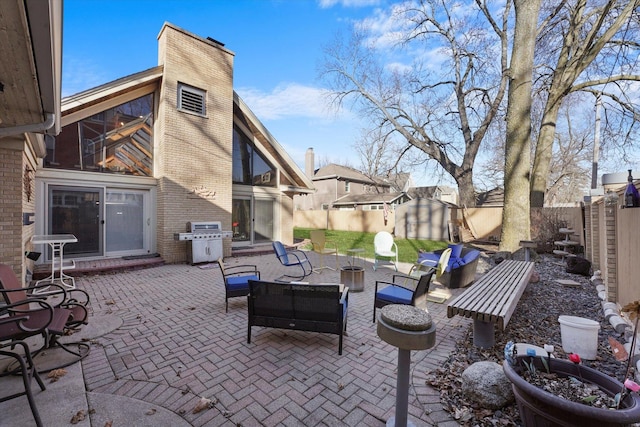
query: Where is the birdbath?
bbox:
[377,305,436,427]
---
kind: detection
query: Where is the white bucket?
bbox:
[558,315,600,360]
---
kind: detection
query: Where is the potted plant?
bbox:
[503,301,640,426]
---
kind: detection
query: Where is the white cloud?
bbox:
[62,56,112,97]
[236,83,342,121]
[385,62,412,74]
[318,0,381,8]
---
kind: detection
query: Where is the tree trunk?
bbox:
[500,0,541,253]
[456,171,475,208]
[530,102,561,208]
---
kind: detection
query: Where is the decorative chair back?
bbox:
[412,268,437,305]
[374,231,394,252]
[272,241,290,265]
[310,230,327,251]
[0,264,29,309]
[435,248,452,280]
[217,258,227,277]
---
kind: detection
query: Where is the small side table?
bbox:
[346,248,365,268]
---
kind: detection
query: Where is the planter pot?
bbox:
[503,356,640,426]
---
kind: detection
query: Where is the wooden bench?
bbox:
[247,280,349,355]
[447,259,534,348]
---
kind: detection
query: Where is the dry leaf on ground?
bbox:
[70,410,86,424]
[609,336,628,361]
[47,368,67,382]
[192,397,214,413]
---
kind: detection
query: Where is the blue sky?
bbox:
[62,0,389,177]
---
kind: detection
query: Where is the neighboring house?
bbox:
[0,1,63,282]
[1,19,313,281]
[332,192,410,211]
[385,172,414,193]
[295,147,408,211]
[408,185,459,205]
[475,187,505,206]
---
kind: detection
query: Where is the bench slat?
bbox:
[447,260,534,329]
[448,260,523,317]
[462,263,525,320]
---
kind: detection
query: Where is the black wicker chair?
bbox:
[217,258,260,312]
[372,269,436,322]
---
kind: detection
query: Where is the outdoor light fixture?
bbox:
[25,251,41,261]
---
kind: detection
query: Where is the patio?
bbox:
[1,252,472,426]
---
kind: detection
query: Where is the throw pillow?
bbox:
[448,243,464,258]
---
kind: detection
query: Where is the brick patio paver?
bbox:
[41,252,473,425]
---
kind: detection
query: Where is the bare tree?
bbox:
[478,94,595,203]
[320,0,510,207]
[321,0,640,251]
[501,0,542,251]
[530,0,640,207]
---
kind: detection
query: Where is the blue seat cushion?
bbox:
[377,286,412,304]
[226,275,259,291]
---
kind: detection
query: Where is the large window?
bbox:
[47,94,153,176]
[232,126,276,187]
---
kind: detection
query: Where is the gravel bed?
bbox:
[426,252,633,426]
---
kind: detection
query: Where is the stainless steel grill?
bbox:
[174,221,232,264]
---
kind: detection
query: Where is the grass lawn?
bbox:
[294,228,449,264]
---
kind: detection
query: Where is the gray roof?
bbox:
[475,187,504,206]
[407,185,456,199]
[333,192,405,206]
[314,164,387,186]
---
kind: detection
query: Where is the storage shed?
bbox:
[394,198,453,240]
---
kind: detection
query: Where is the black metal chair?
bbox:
[217,258,260,312]
[272,241,312,281]
[0,263,89,331]
[0,264,89,372]
[372,268,436,322]
[0,298,57,427]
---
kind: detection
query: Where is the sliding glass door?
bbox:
[105,189,146,254]
[47,185,150,258]
[49,186,102,257]
[232,196,275,245]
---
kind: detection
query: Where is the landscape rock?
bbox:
[461,361,514,409]
[529,270,540,283]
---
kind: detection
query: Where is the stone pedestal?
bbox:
[377,305,436,427]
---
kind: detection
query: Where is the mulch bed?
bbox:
[425,252,632,426]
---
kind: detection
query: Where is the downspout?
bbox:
[0,112,56,137]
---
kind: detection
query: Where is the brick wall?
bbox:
[0,145,23,274]
[0,139,39,283]
[156,24,234,263]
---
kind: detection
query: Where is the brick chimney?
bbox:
[305,147,315,179]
